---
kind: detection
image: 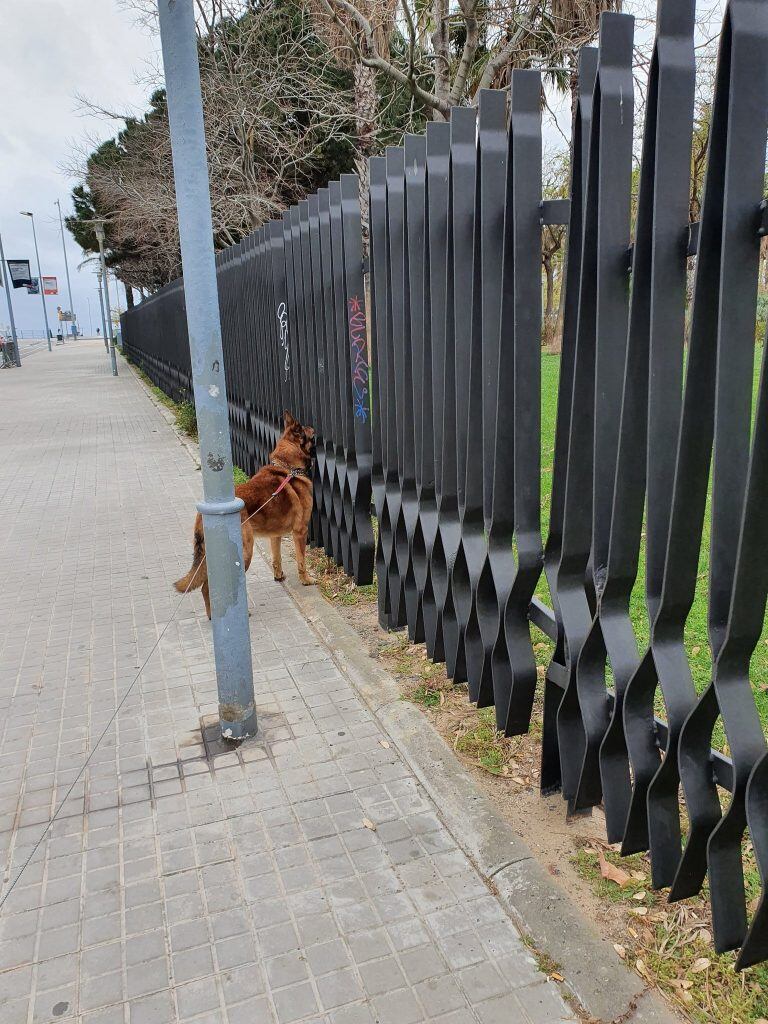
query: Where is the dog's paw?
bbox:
[273,572,286,583]
[299,574,316,587]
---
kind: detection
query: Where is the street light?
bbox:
[0,229,21,366]
[54,199,77,338]
[93,221,117,376]
[19,211,52,352]
[96,268,108,349]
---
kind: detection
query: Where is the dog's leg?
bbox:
[201,580,212,620]
[270,536,285,582]
[293,529,314,586]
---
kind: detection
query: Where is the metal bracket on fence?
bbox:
[540,199,570,225]
[759,198,768,236]
[687,220,700,256]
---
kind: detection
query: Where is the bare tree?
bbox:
[306,0,621,119]
[70,0,358,290]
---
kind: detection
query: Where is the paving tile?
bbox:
[372,987,426,1024]
[315,967,365,1010]
[306,938,351,977]
[272,980,319,1023]
[266,949,310,989]
[358,956,407,996]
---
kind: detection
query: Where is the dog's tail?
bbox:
[174,525,205,592]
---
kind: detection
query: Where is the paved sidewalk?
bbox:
[0,341,574,1024]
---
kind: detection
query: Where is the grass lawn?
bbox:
[537,352,768,749]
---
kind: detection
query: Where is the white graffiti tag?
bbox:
[277,301,290,381]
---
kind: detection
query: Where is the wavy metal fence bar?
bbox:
[121,0,768,968]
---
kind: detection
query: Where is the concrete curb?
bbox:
[263,542,681,1024]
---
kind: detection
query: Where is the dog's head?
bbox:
[281,410,316,466]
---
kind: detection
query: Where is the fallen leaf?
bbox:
[691,645,701,656]
[690,957,711,974]
[630,907,648,917]
[362,818,377,831]
[632,891,647,902]
[630,871,646,881]
[379,740,391,749]
[613,944,626,960]
[636,959,647,977]
[695,928,712,945]
[596,848,632,887]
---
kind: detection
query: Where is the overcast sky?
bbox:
[0,1,159,336]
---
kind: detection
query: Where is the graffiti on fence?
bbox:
[348,296,369,422]
[277,301,290,381]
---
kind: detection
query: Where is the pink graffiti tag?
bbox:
[347,296,369,422]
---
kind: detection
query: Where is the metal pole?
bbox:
[54,199,76,338]
[20,212,52,351]
[96,271,108,349]
[157,0,256,740]
[94,225,118,376]
[0,231,21,366]
[87,296,93,336]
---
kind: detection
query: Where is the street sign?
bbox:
[7,260,32,289]
[57,306,75,322]
[42,276,58,295]
[27,278,40,295]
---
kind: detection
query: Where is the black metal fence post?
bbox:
[420,123,451,662]
[491,70,545,738]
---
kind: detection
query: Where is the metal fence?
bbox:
[122,0,768,969]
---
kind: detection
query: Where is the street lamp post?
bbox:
[19,211,52,352]
[96,270,108,349]
[54,199,77,338]
[157,0,256,740]
[0,230,21,366]
[93,223,118,376]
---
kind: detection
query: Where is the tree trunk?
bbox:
[354,62,378,252]
[542,256,558,350]
[125,285,135,309]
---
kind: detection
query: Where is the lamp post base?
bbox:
[196,496,257,742]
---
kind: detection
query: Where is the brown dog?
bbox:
[174,411,316,618]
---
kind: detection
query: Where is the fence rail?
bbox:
[122,0,768,969]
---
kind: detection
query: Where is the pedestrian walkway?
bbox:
[0,341,574,1024]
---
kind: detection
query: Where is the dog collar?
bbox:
[271,458,312,478]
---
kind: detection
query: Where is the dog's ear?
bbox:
[283,410,297,431]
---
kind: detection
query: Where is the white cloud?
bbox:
[0,0,159,335]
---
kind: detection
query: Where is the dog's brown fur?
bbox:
[174,411,316,618]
